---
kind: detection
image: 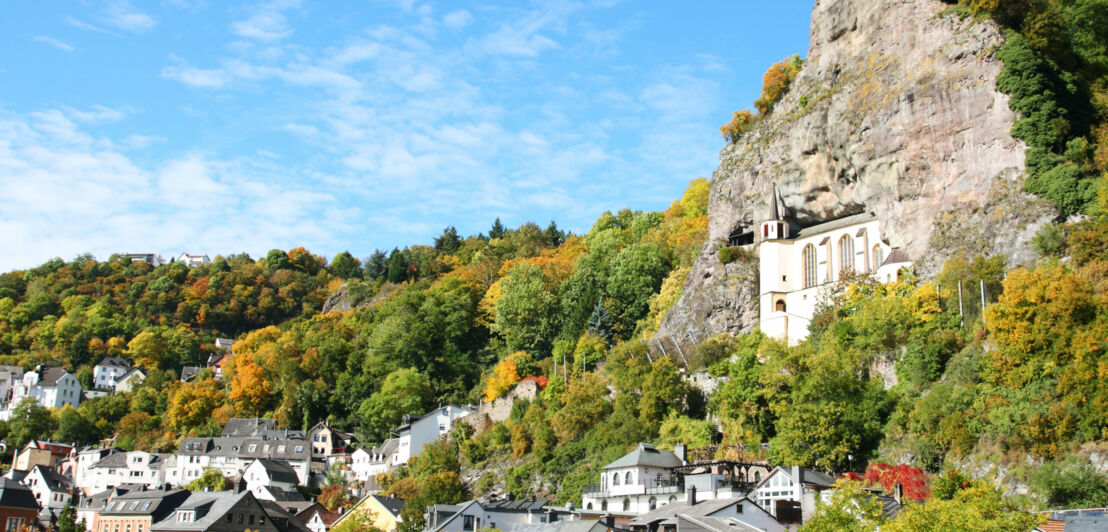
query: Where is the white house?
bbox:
[242,459,299,497]
[87,451,169,493]
[627,495,784,532]
[581,443,685,515]
[176,253,211,267]
[93,357,131,391]
[396,405,476,465]
[22,464,73,511]
[752,186,912,345]
[68,447,116,495]
[0,366,82,419]
[113,368,145,394]
[750,466,836,525]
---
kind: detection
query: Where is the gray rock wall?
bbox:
[658,0,1055,347]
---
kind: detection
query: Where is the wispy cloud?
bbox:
[231,1,300,41]
[161,61,231,88]
[443,9,473,30]
[63,16,113,34]
[102,1,157,33]
[32,35,75,52]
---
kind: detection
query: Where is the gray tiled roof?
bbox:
[629,497,746,525]
[38,367,71,386]
[0,478,38,510]
[221,418,278,437]
[149,491,251,531]
[251,459,299,485]
[102,488,189,519]
[30,465,71,492]
[97,357,131,369]
[792,212,875,239]
[370,495,405,518]
[603,443,683,470]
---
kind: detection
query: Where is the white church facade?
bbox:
[753,187,911,344]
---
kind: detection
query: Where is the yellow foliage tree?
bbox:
[679,178,710,218]
[754,55,804,115]
[229,355,273,416]
[167,378,227,432]
[483,357,520,402]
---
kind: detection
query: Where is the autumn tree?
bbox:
[167,378,227,432]
[229,357,273,417]
[754,55,804,115]
[329,252,362,280]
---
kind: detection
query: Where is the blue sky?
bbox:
[0,1,813,271]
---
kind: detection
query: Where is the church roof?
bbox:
[603,443,683,470]
[881,248,911,266]
[793,212,875,239]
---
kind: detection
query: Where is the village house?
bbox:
[115,368,146,394]
[750,466,836,525]
[243,459,303,502]
[395,405,476,465]
[330,494,405,532]
[747,186,912,345]
[0,478,42,532]
[626,495,783,532]
[425,499,576,532]
[87,451,170,493]
[0,366,83,419]
[69,447,118,495]
[12,440,74,472]
[307,422,356,459]
[175,253,211,267]
[91,488,190,532]
[22,464,73,512]
[149,490,278,532]
[78,486,131,532]
[120,253,163,266]
[297,504,340,532]
[93,357,132,391]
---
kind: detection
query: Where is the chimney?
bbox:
[603,514,615,528]
[688,485,697,506]
[792,466,804,502]
[674,444,687,464]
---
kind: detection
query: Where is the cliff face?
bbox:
[657,0,1055,346]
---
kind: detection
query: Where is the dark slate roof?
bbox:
[102,489,189,518]
[258,499,313,532]
[90,452,129,468]
[240,439,310,461]
[603,443,684,470]
[178,438,214,454]
[30,465,70,491]
[369,438,399,463]
[97,357,131,369]
[252,459,299,485]
[149,491,250,531]
[260,487,305,503]
[38,367,72,386]
[179,366,202,381]
[629,497,746,526]
[484,498,548,512]
[0,478,38,510]
[80,487,131,509]
[674,515,762,532]
[370,495,405,518]
[222,418,278,437]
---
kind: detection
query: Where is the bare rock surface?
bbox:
[658,0,1055,347]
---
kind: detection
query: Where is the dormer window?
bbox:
[176,510,194,523]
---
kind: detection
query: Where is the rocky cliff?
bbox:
[657,0,1056,346]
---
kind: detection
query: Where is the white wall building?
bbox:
[750,466,836,525]
[395,405,476,465]
[70,447,116,495]
[0,366,82,419]
[753,186,912,345]
[113,368,145,394]
[93,357,131,391]
[176,253,211,267]
[22,464,73,510]
[87,451,168,493]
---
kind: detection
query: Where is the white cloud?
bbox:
[443,9,473,30]
[161,62,230,88]
[63,16,112,34]
[102,1,157,33]
[33,35,75,52]
[231,11,293,41]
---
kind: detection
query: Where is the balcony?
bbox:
[582,478,683,500]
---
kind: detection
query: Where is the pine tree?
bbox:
[364,249,388,280]
[544,220,565,247]
[586,301,612,343]
[387,248,408,283]
[489,217,506,239]
[434,226,462,253]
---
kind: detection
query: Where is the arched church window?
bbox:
[873,245,883,270]
[586,503,593,510]
[623,498,631,512]
[838,235,854,275]
[802,244,817,288]
[775,299,786,312]
[612,473,620,486]
[625,471,633,485]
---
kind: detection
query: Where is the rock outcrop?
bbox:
[658,0,1056,346]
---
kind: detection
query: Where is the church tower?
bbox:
[759,184,790,241]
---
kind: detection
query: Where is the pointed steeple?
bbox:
[770,184,780,220]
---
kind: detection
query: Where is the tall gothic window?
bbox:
[873,245,883,270]
[838,235,854,275]
[802,244,817,288]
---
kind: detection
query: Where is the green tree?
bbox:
[357,368,434,441]
[364,249,389,280]
[265,249,290,271]
[605,243,670,339]
[802,479,887,532]
[387,248,408,283]
[330,252,362,280]
[54,406,96,444]
[493,264,560,355]
[8,398,58,448]
[489,218,506,239]
[883,484,1044,532]
[56,504,86,532]
[184,469,230,491]
[434,226,462,253]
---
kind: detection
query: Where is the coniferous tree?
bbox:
[434,226,462,253]
[387,248,408,283]
[489,217,506,239]
[544,220,565,247]
[586,301,612,343]
[364,249,388,280]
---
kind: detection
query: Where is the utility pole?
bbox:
[957,280,964,328]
